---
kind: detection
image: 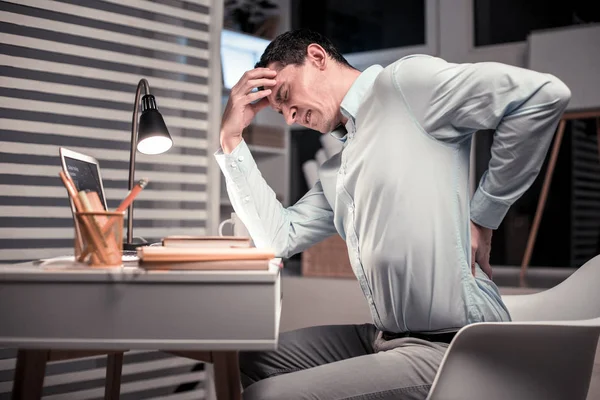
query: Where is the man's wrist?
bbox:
[471,219,493,231]
[470,188,510,230]
[220,133,242,154]
[470,219,483,229]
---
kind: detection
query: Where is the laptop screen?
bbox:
[64,156,107,210]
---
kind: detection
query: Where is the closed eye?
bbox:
[275,85,284,104]
[274,85,288,116]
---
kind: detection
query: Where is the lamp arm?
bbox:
[127,78,150,245]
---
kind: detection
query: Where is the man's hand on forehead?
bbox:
[253,68,277,93]
[241,68,277,91]
[219,68,278,153]
[230,68,277,106]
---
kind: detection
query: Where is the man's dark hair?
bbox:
[255,29,353,69]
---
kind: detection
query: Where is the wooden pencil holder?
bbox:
[74,211,124,267]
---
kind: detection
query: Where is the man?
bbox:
[215,29,570,399]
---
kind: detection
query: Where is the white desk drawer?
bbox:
[0,264,281,351]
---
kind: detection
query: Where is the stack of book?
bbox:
[138,236,276,270]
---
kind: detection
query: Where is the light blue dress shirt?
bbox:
[215,55,571,333]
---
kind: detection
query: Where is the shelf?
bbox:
[248,144,286,156]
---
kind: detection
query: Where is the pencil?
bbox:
[89,178,149,239]
[59,171,106,263]
[59,171,83,212]
[116,178,149,212]
[59,171,88,260]
[78,192,121,263]
[78,191,111,264]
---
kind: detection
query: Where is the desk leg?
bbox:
[213,351,241,400]
[105,352,124,400]
[12,349,49,400]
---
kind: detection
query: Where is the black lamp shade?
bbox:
[137,95,173,155]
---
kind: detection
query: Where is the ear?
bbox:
[305,44,327,70]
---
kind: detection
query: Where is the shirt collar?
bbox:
[329,65,384,142]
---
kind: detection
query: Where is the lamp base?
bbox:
[123,237,149,251]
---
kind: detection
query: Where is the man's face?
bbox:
[266,61,340,134]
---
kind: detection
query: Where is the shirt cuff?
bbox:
[470,187,511,230]
[214,139,255,184]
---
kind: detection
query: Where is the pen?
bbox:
[116,178,149,212]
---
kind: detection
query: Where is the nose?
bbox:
[283,105,297,126]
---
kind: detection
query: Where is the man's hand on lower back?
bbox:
[470,221,493,279]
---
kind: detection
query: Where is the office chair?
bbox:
[427,254,600,400]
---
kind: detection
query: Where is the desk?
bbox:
[0,261,282,399]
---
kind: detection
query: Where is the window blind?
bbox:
[0,0,220,397]
[0,0,215,263]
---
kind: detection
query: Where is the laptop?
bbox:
[59,147,138,260]
[59,147,108,210]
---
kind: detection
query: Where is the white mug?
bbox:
[218,212,250,238]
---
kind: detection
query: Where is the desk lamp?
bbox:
[125,78,173,250]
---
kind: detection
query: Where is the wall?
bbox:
[345,0,439,71]
[528,24,600,112]
[350,0,599,110]
[0,0,223,397]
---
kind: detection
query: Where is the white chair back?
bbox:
[428,256,600,399]
[427,321,600,400]
[503,254,600,321]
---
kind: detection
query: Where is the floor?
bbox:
[279,275,600,400]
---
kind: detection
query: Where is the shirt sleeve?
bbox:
[214,140,338,257]
[393,55,571,229]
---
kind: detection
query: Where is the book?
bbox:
[162,235,251,249]
[140,259,271,271]
[138,246,276,263]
